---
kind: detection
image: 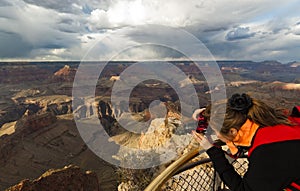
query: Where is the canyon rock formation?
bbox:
[5,165,100,191]
[1,61,300,190]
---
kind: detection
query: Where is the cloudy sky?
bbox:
[0,0,300,62]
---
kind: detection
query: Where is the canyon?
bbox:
[0,60,300,190]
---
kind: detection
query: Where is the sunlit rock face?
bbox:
[52,65,77,82]
[1,93,73,129]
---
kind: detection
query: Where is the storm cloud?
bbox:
[0,31,33,58]
[226,27,256,41]
[0,0,300,62]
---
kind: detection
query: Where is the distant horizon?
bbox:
[0,59,298,64]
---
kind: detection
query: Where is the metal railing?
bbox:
[145,148,249,191]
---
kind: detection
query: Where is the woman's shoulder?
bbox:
[256,123,300,141]
[248,123,300,156]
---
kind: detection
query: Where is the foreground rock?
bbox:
[0,113,117,190]
[5,165,100,191]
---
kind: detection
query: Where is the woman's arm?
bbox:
[206,146,250,191]
[207,144,295,191]
[193,131,254,191]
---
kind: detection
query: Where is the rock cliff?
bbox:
[5,165,100,191]
[0,113,117,190]
[52,65,77,82]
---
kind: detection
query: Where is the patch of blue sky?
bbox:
[249,1,300,24]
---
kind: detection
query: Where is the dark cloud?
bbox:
[203,27,227,33]
[205,41,243,60]
[0,0,299,62]
[0,31,33,58]
[226,27,255,41]
[40,33,79,49]
[56,18,84,33]
[0,29,78,59]
[291,22,300,35]
[23,0,82,13]
[0,0,11,7]
[0,0,83,60]
[42,43,65,49]
[56,27,78,34]
[189,27,225,44]
[294,31,300,35]
[0,6,18,20]
[115,25,219,60]
[120,44,185,60]
[265,18,293,35]
[23,0,111,14]
[58,18,75,25]
[0,14,13,20]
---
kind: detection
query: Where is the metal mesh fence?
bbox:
[161,157,249,191]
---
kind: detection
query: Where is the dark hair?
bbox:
[228,93,252,114]
[203,93,291,136]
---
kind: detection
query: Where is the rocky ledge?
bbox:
[5,165,101,191]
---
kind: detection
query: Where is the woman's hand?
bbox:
[192,130,213,150]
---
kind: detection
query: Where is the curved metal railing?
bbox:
[145,148,248,191]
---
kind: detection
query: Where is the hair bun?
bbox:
[229,93,252,114]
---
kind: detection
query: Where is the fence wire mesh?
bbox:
[161,157,249,191]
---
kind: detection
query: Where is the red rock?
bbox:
[53,65,76,82]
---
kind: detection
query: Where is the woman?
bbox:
[192,93,300,191]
